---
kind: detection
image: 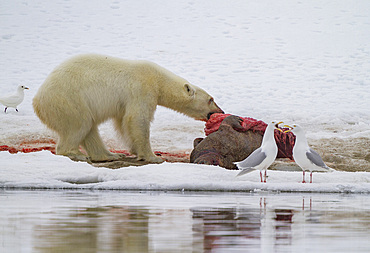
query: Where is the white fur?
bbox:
[33,54,223,163]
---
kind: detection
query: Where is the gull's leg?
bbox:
[264,169,267,183]
[260,171,263,183]
[310,172,313,183]
[302,170,306,183]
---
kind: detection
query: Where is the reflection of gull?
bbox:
[0,85,29,113]
[235,121,283,183]
[285,124,335,183]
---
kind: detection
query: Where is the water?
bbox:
[1,190,369,253]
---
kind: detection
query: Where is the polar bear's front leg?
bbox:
[57,133,90,162]
[81,125,124,162]
[123,115,163,163]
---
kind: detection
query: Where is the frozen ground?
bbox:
[0,0,369,191]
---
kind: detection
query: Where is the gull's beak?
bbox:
[275,121,284,132]
[24,87,29,89]
[283,125,292,133]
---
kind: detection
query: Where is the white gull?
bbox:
[285,124,335,183]
[235,121,283,183]
[0,85,29,113]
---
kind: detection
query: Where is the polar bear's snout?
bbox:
[206,96,224,120]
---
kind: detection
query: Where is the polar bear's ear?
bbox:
[184,84,195,97]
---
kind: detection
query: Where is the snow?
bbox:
[1,151,369,193]
[1,0,369,192]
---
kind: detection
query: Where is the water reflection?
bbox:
[1,191,369,253]
[34,207,150,253]
[273,209,293,248]
[192,207,261,252]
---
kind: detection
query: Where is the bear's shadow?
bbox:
[88,152,190,169]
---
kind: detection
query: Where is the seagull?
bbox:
[0,85,29,113]
[284,124,335,183]
[235,121,283,183]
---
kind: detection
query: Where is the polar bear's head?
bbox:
[154,63,224,121]
[180,83,224,121]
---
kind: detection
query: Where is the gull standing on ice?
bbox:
[285,124,335,183]
[235,121,283,183]
[0,85,29,113]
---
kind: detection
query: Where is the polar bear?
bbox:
[33,54,224,163]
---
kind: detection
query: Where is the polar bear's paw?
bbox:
[137,154,164,164]
[90,153,126,163]
[64,152,90,162]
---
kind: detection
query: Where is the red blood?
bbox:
[0,145,18,154]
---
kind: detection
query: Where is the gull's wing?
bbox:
[235,148,267,171]
[0,94,21,105]
[306,148,327,168]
